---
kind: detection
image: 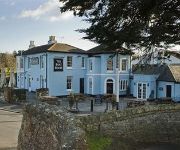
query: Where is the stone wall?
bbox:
[79,104,180,143]
[17,104,87,150]
[18,103,180,150]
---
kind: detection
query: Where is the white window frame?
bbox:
[89,59,93,72]
[28,57,31,69]
[81,57,85,69]
[67,76,72,91]
[40,55,44,69]
[121,58,128,71]
[67,56,73,69]
[137,82,147,99]
[107,58,113,72]
[88,77,93,94]
[119,80,128,91]
[20,58,23,69]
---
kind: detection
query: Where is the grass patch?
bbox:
[87,133,112,150]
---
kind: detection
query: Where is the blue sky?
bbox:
[0,0,98,52]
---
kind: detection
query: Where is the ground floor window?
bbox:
[88,77,93,94]
[67,76,72,90]
[120,80,128,91]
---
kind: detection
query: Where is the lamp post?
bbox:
[116,50,119,110]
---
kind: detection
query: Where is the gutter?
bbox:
[46,52,48,89]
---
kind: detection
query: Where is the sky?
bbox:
[0,0,98,52]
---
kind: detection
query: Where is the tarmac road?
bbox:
[0,110,22,150]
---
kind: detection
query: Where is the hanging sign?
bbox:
[54,58,63,71]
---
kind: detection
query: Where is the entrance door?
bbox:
[166,85,172,97]
[106,79,113,94]
[137,83,147,99]
[80,78,84,94]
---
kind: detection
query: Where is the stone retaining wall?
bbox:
[17,104,87,150]
[79,104,180,143]
[17,103,180,150]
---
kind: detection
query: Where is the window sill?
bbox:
[107,70,113,73]
[81,67,86,69]
[67,89,73,92]
[67,67,72,70]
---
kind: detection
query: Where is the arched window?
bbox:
[106,79,114,94]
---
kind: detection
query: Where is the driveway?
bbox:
[0,110,22,150]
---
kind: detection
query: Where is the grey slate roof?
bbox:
[18,43,86,55]
[133,64,166,75]
[133,64,180,83]
[157,64,180,83]
[87,45,134,55]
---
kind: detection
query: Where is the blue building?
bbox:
[16,36,133,96]
[133,64,180,101]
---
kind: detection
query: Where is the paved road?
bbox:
[0,110,22,150]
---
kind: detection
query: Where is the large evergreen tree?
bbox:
[60,0,180,50]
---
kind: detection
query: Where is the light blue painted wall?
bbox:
[17,53,47,91]
[86,53,131,95]
[157,81,180,101]
[133,74,159,99]
[174,84,180,101]
[17,52,132,96]
[47,52,87,96]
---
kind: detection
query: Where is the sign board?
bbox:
[54,58,63,71]
[31,57,39,65]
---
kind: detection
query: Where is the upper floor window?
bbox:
[81,57,85,68]
[40,56,44,69]
[28,57,31,69]
[67,76,72,90]
[67,56,72,68]
[121,59,128,71]
[89,59,93,71]
[107,58,113,71]
[20,58,23,68]
[120,80,128,91]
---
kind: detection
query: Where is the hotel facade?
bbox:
[16,36,180,101]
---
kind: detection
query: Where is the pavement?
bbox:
[0,109,22,150]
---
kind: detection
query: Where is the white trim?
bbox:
[120,58,128,72]
[137,82,147,100]
[119,80,128,91]
[104,77,115,94]
[88,76,93,95]
[106,71,114,73]
[67,67,72,70]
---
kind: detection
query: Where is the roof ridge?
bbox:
[48,43,56,50]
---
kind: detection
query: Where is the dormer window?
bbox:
[107,58,113,71]
[67,56,72,68]
[121,59,128,71]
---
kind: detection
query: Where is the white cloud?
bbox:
[0,16,6,21]
[18,0,73,22]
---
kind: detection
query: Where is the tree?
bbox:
[60,0,180,50]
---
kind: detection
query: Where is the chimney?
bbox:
[48,36,57,44]
[29,41,35,49]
